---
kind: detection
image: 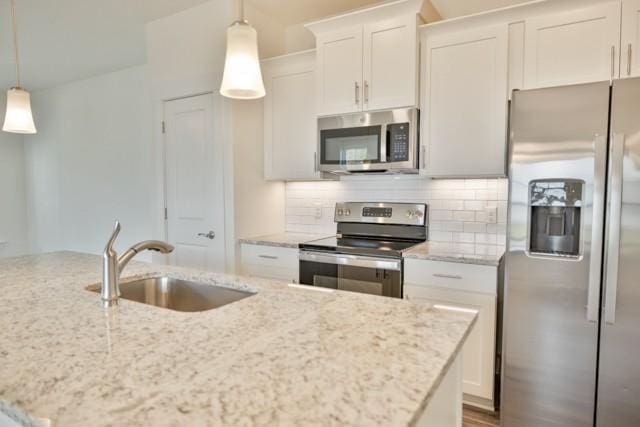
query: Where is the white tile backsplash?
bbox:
[285,175,508,255]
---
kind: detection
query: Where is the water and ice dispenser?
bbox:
[528,180,584,257]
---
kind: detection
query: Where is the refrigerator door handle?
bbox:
[603,133,625,325]
[587,134,608,322]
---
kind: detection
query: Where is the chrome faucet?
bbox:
[101,221,174,307]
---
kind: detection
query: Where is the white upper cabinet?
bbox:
[523,2,622,88]
[262,50,321,181]
[307,0,422,117]
[621,0,640,78]
[420,24,509,177]
[316,28,364,115]
[363,15,419,111]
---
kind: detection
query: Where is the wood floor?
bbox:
[463,407,500,427]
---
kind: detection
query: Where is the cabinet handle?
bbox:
[611,45,616,80]
[364,80,369,104]
[433,273,463,280]
[627,43,632,76]
[258,254,278,260]
[314,152,318,172]
[421,145,426,169]
[354,81,360,105]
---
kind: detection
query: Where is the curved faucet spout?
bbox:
[101,221,174,308]
[118,240,175,272]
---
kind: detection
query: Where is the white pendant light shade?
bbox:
[220,21,265,100]
[3,87,36,134]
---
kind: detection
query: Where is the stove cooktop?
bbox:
[300,236,423,258]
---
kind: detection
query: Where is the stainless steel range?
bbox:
[299,202,427,298]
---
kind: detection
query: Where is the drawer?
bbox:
[241,244,299,269]
[404,259,497,295]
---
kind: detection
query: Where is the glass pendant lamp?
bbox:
[220,0,265,100]
[3,0,36,134]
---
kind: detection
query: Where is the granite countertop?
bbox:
[0,252,475,427]
[238,232,332,249]
[403,242,504,266]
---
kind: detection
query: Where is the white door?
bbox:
[263,50,320,180]
[164,93,225,271]
[316,27,363,116]
[621,0,640,78]
[421,24,508,177]
[363,15,418,111]
[523,2,621,88]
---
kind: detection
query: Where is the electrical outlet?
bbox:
[313,202,323,219]
[485,206,497,224]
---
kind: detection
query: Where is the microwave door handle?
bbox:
[380,124,388,163]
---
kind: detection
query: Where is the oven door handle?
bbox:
[299,251,401,271]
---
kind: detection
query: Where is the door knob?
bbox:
[197,231,216,240]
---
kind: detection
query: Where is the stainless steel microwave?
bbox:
[317,107,419,174]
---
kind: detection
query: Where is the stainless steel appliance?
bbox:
[299,202,427,298]
[503,78,640,426]
[317,108,419,174]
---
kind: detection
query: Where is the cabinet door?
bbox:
[316,27,363,116]
[363,15,418,111]
[405,284,497,405]
[421,24,508,177]
[263,51,320,180]
[621,0,640,78]
[523,2,621,88]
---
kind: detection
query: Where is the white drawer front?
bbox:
[241,244,299,268]
[404,259,497,295]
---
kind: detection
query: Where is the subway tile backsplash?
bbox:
[285,175,508,256]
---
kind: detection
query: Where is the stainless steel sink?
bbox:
[86,276,255,312]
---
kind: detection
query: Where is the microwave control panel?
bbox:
[389,122,410,161]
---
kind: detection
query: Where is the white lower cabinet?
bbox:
[240,244,299,283]
[405,259,498,410]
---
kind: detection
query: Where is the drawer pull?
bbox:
[433,273,463,280]
[258,255,279,260]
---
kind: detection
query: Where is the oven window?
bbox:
[299,260,401,298]
[320,125,381,164]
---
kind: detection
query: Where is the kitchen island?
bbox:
[0,252,475,426]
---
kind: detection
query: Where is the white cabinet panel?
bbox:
[621,0,640,78]
[405,284,497,405]
[263,51,320,181]
[316,28,363,116]
[363,15,418,111]
[523,2,621,88]
[405,258,498,408]
[421,24,508,177]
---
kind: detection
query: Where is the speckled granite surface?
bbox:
[0,251,475,427]
[403,242,504,266]
[238,232,331,249]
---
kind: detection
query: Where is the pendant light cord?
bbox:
[10,0,22,88]
[239,0,245,21]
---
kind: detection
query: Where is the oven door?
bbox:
[299,251,402,298]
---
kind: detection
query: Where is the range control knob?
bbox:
[406,210,414,218]
[337,208,344,216]
[345,209,351,216]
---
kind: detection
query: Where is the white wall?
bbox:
[24,65,155,257]
[0,95,29,257]
[146,0,287,272]
[286,176,508,256]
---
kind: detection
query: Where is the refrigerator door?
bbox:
[597,77,640,426]
[503,82,610,427]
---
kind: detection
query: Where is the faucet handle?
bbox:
[104,220,121,255]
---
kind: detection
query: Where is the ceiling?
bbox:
[0,0,530,92]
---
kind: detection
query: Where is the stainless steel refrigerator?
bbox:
[503,77,640,426]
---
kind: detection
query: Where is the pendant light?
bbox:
[3,0,36,134]
[220,0,265,100]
